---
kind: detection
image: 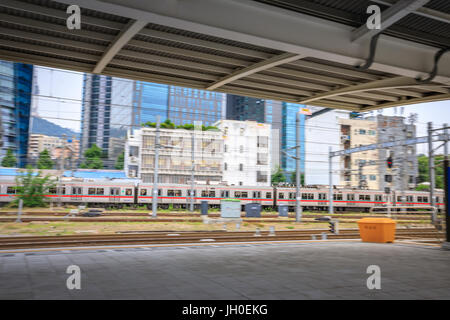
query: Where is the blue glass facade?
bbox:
[133,81,169,126]
[0,60,33,167]
[168,87,223,126]
[281,102,305,180]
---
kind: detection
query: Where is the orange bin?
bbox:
[357,218,396,243]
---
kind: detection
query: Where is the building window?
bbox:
[385,175,392,182]
[239,164,243,171]
[224,163,227,171]
[370,175,377,181]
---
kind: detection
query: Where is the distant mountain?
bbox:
[31,117,80,139]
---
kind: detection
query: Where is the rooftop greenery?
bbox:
[142,119,218,131]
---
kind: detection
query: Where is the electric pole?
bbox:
[58,134,67,207]
[152,116,160,218]
[328,146,333,215]
[295,111,302,222]
[190,131,195,212]
[427,122,436,223]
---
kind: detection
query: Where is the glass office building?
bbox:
[281,102,305,179]
[0,60,33,167]
[168,86,224,126]
[132,82,169,126]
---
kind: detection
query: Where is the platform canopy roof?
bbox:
[0,0,449,111]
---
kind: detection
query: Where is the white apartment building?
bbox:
[125,126,223,184]
[214,120,271,186]
[304,107,350,186]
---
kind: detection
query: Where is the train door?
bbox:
[110,187,120,203]
[71,187,82,201]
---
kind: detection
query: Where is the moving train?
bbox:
[0,176,444,212]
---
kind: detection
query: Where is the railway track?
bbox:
[0,228,443,250]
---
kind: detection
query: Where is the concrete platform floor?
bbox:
[0,240,449,300]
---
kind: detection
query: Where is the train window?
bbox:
[125,189,133,196]
[209,191,215,197]
[423,197,428,203]
[110,188,120,196]
[88,188,96,195]
[49,187,57,194]
[201,190,208,197]
[278,192,284,199]
[187,190,196,196]
[318,193,326,200]
[241,192,248,198]
[435,196,439,203]
[359,195,365,201]
[397,196,403,202]
[407,196,413,202]
[140,189,147,196]
[253,191,261,199]
[168,190,181,196]
[60,187,66,195]
[289,192,295,200]
[6,187,15,194]
[347,194,355,201]
[235,191,241,198]
[221,190,229,198]
[365,195,370,201]
[266,192,271,199]
[96,188,104,195]
[375,195,382,201]
[417,196,422,202]
[333,194,343,200]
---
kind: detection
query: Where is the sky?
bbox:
[33,66,450,155]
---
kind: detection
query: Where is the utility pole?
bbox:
[190,131,195,212]
[427,122,436,223]
[328,146,333,215]
[152,116,160,218]
[295,111,302,222]
[358,160,363,189]
[58,134,67,207]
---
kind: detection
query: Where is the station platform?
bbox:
[0,240,449,300]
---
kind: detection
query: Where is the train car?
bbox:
[137,184,273,210]
[274,186,445,212]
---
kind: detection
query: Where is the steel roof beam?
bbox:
[361,93,450,111]
[299,77,431,104]
[371,0,450,24]
[351,0,431,42]
[93,19,147,73]
[206,52,304,90]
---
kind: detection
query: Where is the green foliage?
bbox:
[80,144,103,169]
[417,155,444,189]
[14,167,54,207]
[115,152,124,170]
[37,149,54,169]
[141,119,218,131]
[271,165,286,185]
[1,149,17,167]
[290,171,305,186]
[415,184,429,191]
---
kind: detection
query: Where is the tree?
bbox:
[271,166,286,185]
[1,149,17,167]
[80,144,103,169]
[15,166,54,207]
[37,149,54,169]
[290,171,305,186]
[416,154,444,190]
[115,152,124,170]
